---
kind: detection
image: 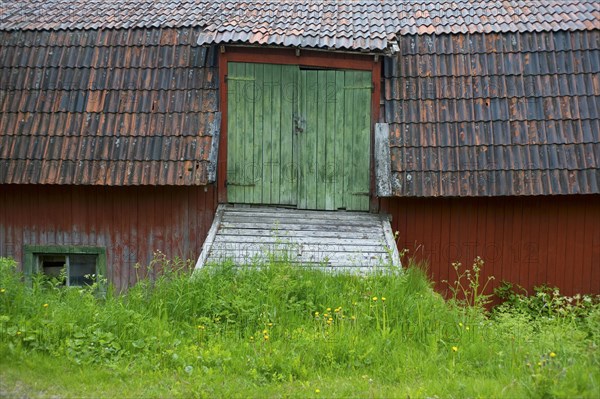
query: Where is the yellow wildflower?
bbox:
[466,326,470,331]
[263,335,269,341]
[326,308,331,312]
[351,315,356,320]
[43,303,49,308]
[372,297,378,301]
[459,322,463,327]
[381,297,386,302]
[315,389,320,394]
[452,346,458,352]
[16,331,21,336]
[549,352,556,358]
[314,311,320,317]
[267,323,273,327]
[0,288,5,293]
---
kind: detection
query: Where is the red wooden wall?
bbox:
[0,185,217,291]
[381,195,600,296]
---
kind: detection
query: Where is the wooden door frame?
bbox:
[217,46,382,212]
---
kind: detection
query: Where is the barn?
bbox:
[1,1,598,295]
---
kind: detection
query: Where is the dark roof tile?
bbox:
[387,29,600,197]
[2,1,599,52]
[0,27,219,186]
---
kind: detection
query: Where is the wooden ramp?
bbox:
[194,205,401,272]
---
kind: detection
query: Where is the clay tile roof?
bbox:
[384,29,600,197]
[2,1,599,52]
[0,27,220,186]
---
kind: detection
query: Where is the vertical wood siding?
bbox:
[0,185,217,291]
[381,195,600,296]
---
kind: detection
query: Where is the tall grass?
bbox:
[1,255,598,397]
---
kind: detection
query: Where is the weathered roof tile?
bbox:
[2,1,599,52]
[0,27,219,186]
[387,29,600,197]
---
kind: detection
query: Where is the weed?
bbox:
[0,255,598,398]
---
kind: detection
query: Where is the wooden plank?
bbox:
[374,123,392,197]
[342,70,354,210]
[298,70,307,208]
[218,228,381,239]
[226,63,243,202]
[381,215,402,268]
[304,70,319,209]
[279,65,297,205]
[223,208,381,220]
[334,70,346,210]
[206,112,222,183]
[209,247,390,263]
[254,62,266,204]
[243,63,256,202]
[270,64,283,204]
[354,71,372,211]
[316,70,327,210]
[219,221,382,233]
[213,234,388,247]
[324,70,336,210]
[221,215,383,227]
[211,240,388,255]
[193,204,225,270]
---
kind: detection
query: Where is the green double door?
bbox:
[226,62,371,211]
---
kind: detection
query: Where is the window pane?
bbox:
[40,255,67,282]
[69,254,97,286]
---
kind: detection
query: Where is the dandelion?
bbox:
[326,308,331,312]
[314,311,320,317]
[43,303,49,308]
[465,326,470,331]
[459,322,463,327]
[0,288,5,293]
[263,335,269,341]
[372,296,378,302]
[250,336,254,341]
[267,322,273,327]
[262,329,268,334]
[452,346,458,352]
[381,297,386,302]
[315,389,320,394]
[16,331,21,336]
[197,325,205,330]
[549,352,556,358]
[537,362,542,366]
[351,315,356,320]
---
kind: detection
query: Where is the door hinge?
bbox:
[225,180,256,187]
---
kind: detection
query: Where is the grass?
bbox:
[0,255,598,398]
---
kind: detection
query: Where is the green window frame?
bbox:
[23,245,107,286]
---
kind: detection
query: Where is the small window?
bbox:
[37,253,97,286]
[24,245,107,287]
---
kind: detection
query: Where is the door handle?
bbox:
[293,114,306,134]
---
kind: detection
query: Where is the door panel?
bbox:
[227,63,371,211]
[298,69,371,211]
[227,63,297,205]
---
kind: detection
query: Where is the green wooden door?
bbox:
[227,63,371,211]
[227,63,297,205]
[298,69,371,211]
